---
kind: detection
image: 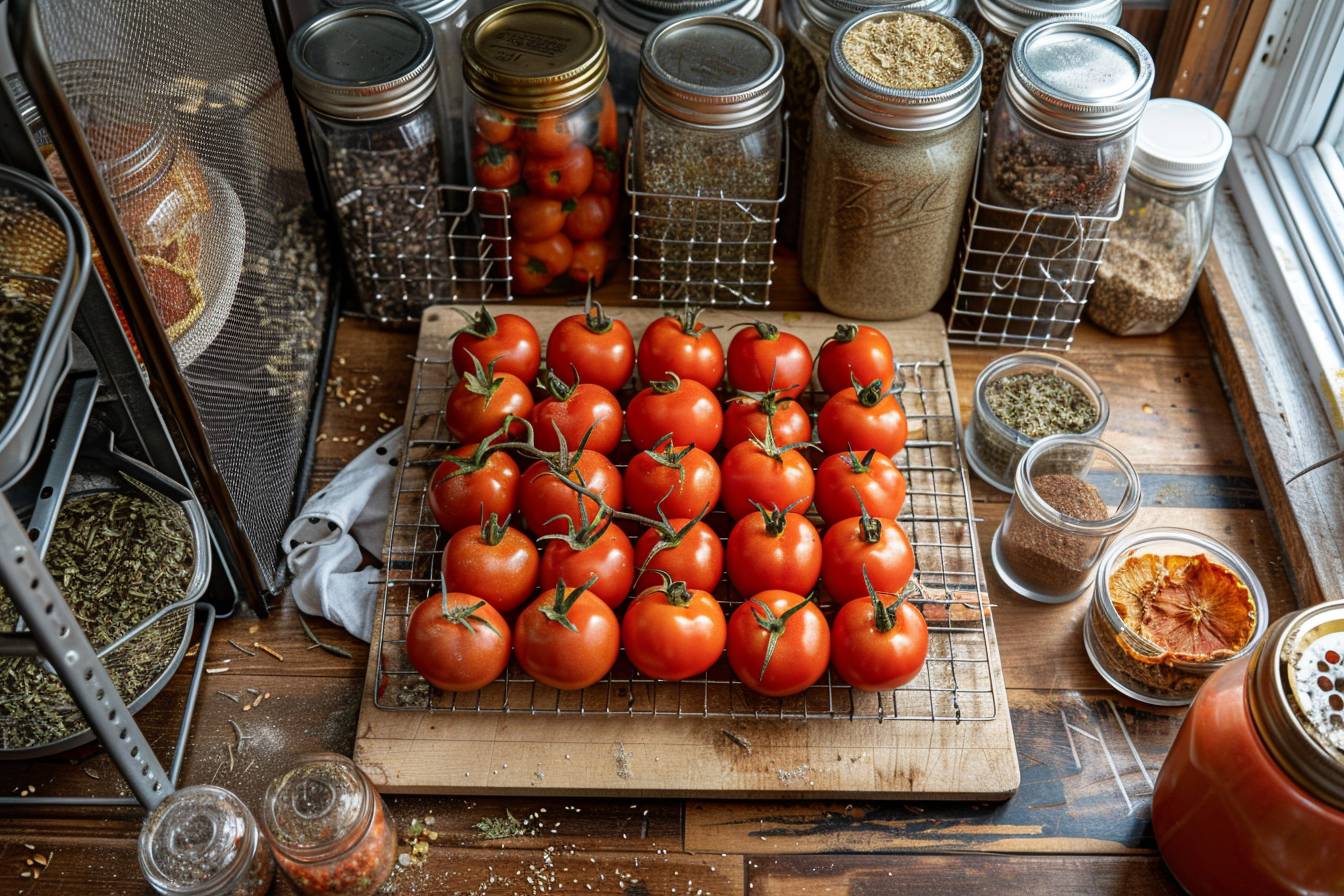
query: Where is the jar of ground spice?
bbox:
[139,784,276,896]
[801,10,981,320]
[992,434,1140,604]
[1087,99,1232,336]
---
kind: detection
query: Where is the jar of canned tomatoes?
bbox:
[463,0,621,294]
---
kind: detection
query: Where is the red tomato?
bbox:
[509,252,554,295]
[722,388,811,449]
[474,107,515,145]
[473,141,521,189]
[596,84,618,150]
[427,437,520,534]
[519,450,623,538]
[568,239,611,286]
[514,577,619,690]
[626,373,723,452]
[623,436,721,520]
[512,195,569,240]
[523,143,593,198]
[545,302,635,393]
[444,355,533,443]
[564,193,614,241]
[719,423,815,520]
[632,517,723,594]
[726,501,821,596]
[406,592,511,692]
[817,377,909,456]
[622,575,726,681]
[830,568,929,691]
[816,324,895,395]
[590,147,620,195]
[814,448,907,526]
[820,503,915,605]
[726,321,813,398]
[530,369,623,456]
[726,591,829,697]
[636,306,725,389]
[537,515,635,609]
[441,513,539,615]
[516,233,573,277]
[517,112,576,157]
[450,306,540,383]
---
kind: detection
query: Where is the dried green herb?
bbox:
[0,298,48,424]
[984,371,1099,439]
[474,811,527,840]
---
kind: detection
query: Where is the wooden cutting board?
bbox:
[354,304,1018,800]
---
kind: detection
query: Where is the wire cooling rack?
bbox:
[373,339,997,722]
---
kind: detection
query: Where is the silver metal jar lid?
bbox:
[826,10,982,133]
[798,0,957,42]
[325,0,467,24]
[1003,19,1152,138]
[601,0,762,38]
[289,3,439,122]
[639,14,784,128]
[973,0,1121,38]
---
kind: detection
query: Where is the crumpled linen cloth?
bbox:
[281,426,403,642]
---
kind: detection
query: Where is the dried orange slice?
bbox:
[1108,553,1255,664]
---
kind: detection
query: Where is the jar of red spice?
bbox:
[1152,600,1344,895]
[138,784,276,896]
[260,753,397,896]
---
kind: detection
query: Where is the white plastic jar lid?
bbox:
[1131,97,1232,189]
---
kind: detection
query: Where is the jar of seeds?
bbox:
[631,14,785,305]
[800,10,981,320]
[139,784,276,896]
[1087,99,1232,336]
[289,5,443,323]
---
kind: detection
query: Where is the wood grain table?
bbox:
[0,254,1297,895]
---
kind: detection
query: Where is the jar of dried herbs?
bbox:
[140,784,276,896]
[631,14,785,305]
[1087,99,1232,336]
[800,10,981,320]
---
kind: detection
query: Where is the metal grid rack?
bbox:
[372,348,998,723]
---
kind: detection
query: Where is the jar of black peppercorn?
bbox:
[139,784,276,896]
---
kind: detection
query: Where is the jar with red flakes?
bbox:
[260,753,397,896]
[463,0,621,295]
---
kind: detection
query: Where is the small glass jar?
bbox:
[1084,528,1269,706]
[801,10,982,320]
[964,351,1108,492]
[1152,601,1344,895]
[463,0,621,295]
[991,434,1139,603]
[139,784,276,896]
[261,753,397,896]
[1087,99,1233,336]
[290,4,443,323]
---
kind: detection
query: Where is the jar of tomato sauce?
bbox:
[260,753,397,896]
[1152,600,1344,895]
[463,0,621,295]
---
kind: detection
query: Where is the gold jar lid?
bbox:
[462,0,608,113]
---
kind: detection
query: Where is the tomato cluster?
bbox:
[408,309,929,697]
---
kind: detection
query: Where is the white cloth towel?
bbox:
[282,427,403,642]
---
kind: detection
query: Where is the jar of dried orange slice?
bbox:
[1084,528,1269,706]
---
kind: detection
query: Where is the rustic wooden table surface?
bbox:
[0,255,1295,895]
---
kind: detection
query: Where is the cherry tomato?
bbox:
[636,306,724,389]
[537,515,635,609]
[719,423,815,520]
[622,575,726,681]
[444,354,533,443]
[590,146,620,195]
[816,324,895,395]
[817,376,909,457]
[473,141,521,189]
[623,436,721,520]
[427,436,520,534]
[568,239,611,286]
[726,591,829,697]
[530,368,623,456]
[406,592,510,692]
[512,195,569,240]
[830,568,929,692]
[726,501,821,597]
[509,252,554,295]
[519,450,623,538]
[820,502,915,605]
[517,112,576,157]
[545,302,635,393]
[632,517,723,594]
[726,321,813,398]
[722,388,811,449]
[474,107,516,145]
[565,192,614,241]
[450,306,540,383]
[517,233,573,277]
[814,448,907,526]
[626,373,723,452]
[523,142,593,198]
[514,576,619,690]
[441,513,539,615]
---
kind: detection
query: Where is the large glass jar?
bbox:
[1152,601,1344,895]
[463,0,621,295]
[261,753,398,896]
[1087,98,1232,335]
[631,14,784,305]
[289,5,443,323]
[801,10,981,320]
[139,784,276,896]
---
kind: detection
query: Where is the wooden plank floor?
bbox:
[0,257,1297,894]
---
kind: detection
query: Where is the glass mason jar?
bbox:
[631,14,784,305]
[991,434,1139,603]
[261,753,398,896]
[139,784,276,896]
[1152,601,1344,895]
[801,10,981,320]
[289,5,443,323]
[1087,99,1232,335]
[463,0,620,295]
